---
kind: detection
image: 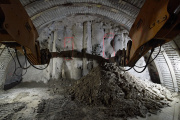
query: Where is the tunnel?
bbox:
[0,0,180,119]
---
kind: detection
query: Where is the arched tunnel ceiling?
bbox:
[19,0,145,30]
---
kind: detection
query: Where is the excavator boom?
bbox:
[116,0,180,67]
[0,0,42,65]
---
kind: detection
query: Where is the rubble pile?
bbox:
[69,63,173,118]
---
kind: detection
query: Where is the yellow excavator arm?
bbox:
[0,0,43,65]
[116,0,180,67]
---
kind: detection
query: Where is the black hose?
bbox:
[7,47,19,76]
[133,48,155,73]
[15,49,31,69]
[135,46,161,68]
[23,46,49,70]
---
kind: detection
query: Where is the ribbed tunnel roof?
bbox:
[20,0,145,30]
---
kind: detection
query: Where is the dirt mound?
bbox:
[68,63,173,118]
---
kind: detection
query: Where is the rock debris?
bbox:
[0,63,175,120]
[68,63,173,118]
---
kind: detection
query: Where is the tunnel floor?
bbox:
[0,64,180,120]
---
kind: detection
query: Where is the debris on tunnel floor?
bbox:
[68,63,173,118]
[0,102,26,120]
[0,63,179,120]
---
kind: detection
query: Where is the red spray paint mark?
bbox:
[103,33,115,59]
[64,37,74,61]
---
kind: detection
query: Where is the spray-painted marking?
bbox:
[103,33,115,59]
[64,37,74,61]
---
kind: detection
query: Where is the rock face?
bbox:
[68,63,173,118]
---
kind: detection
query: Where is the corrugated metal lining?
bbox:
[152,49,174,92]
[22,0,140,18]
[162,42,180,92]
[31,6,133,29]
[152,42,180,92]
[19,0,144,29]
[123,0,145,8]
[0,48,15,89]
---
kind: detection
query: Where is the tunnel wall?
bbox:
[22,18,151,82]
[0,48,15,89]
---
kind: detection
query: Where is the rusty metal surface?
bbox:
[127,0,180,67]
[0,0,40,65]
[155,1,180,40]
